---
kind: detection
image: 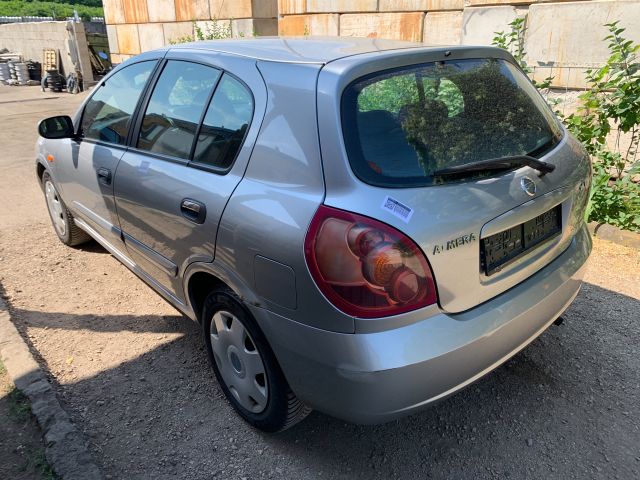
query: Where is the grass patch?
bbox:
[1,360,58,479]
[0,358,33,422]
[8,388,32,422]
[24,448,58,480]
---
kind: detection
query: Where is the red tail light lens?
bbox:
[304,205,437,318]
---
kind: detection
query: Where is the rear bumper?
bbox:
[251,224,592,424]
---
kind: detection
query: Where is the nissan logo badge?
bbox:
[521,177,537,196]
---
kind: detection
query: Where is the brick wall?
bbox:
[277,0,640,88]
[105,0,278,63]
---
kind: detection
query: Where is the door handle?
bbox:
[180,198,206,224]
[97,167,112,185]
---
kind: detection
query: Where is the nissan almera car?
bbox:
[36,37,592,432]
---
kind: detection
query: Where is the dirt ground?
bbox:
[1,85,639,479]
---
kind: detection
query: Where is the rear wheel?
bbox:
[42,171,91,246]
[202,290,311,432]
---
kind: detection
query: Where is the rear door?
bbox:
[55,60,158,251]
[317,50,591,314]
[114,50,262,303]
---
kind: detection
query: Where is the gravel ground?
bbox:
[1,85,639,479]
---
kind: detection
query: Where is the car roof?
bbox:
[168,36,453,64]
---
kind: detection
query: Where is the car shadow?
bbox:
[72,239,111,254]
[5,282,639,479]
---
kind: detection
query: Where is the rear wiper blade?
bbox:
[432,155,556,178]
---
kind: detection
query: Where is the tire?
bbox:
[202,290,311,432]
[41,171,91,247]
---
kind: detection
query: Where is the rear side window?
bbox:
[342,58,563,186]
[81,61,155,145]
[137,60,221,160]
[192,74,253,170]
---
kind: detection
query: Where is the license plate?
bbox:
[481,205,562,276]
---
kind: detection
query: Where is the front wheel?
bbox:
[42,171,91,246]
[202,290,311,432]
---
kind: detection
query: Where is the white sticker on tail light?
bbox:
[381,196,414,223]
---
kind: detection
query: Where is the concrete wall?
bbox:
[0,21,95,82]
[105,0,279,63]
[277,0,640,88]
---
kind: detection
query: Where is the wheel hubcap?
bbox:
[44,181,66,237]
[210,311,268,413]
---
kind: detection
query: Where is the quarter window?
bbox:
[137,61,221,160]
[192,74,253,169]
[81,61,155,145]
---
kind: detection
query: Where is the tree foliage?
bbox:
[0,0,103,19]
[400,62,553,172]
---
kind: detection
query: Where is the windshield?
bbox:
[341,58,563,187]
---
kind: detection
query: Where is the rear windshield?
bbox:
[341,58,563,187]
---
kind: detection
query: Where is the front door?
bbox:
[114,58,255,303]
[55,60,158,251]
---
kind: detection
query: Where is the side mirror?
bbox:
[38,115,76,139]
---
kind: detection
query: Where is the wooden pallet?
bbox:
[42,49,59,73]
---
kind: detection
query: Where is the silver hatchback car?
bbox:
[36,37,592,432]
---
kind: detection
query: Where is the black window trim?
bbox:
[187,70,223,161]
[127,57,255,176]
[76,58,163,151]
[187,71,255,175]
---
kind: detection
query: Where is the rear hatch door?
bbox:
[317,49,590,313]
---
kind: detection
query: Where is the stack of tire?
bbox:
[27,61,41,81]
[0,63,10,84]
[42,69,65,92]
[10,62,30,85]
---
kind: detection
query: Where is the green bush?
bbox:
[168,19,235,44]
[494,19,640,232]
[563,23,640,231]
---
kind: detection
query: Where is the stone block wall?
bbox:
[105,0,279,63]
[277,0,640,89]
[104,1,640,89]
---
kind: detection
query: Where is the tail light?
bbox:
[304,205,437,318]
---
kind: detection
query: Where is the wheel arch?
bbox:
[36,159,48,187]
[185,262,261,324]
